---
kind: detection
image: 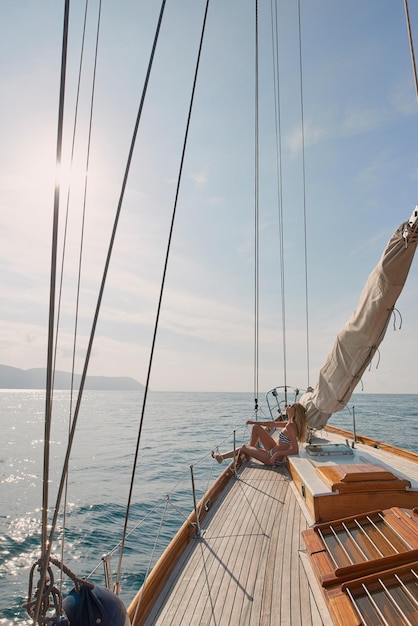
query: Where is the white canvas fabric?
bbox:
[300,212,418,429]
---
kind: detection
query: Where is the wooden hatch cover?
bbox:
[315,463,411,493]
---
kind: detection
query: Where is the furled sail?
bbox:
[300,207,418,429]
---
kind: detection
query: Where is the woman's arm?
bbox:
[270,449,289,463]
[246,419,286,428]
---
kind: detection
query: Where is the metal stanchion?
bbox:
[190,465,201,536]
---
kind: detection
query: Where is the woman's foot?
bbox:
[211,450,223,464]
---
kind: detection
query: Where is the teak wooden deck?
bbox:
[128,428,418,626]
[139,461,333,626]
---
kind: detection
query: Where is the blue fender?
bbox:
[62,583,131,626]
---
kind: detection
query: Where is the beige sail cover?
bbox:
[300,212,418,429]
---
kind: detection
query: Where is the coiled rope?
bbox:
[26,556,93,624]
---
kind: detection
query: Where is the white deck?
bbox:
[306,430,418,488]
[290,434,418,496]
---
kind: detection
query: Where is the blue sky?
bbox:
[0,0,417,394]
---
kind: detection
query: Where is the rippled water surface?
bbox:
[1,390,417,623]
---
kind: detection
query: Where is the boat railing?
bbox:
[329,403,418,456]
[265,385,303,419]
[85,422,252,596]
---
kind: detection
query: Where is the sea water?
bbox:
[1,390,418,624]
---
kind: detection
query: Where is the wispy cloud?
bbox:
[286,123,326,156]
[189,170,208,187]
[341,106,387,136]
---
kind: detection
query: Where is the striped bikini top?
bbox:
[279,430,291,445]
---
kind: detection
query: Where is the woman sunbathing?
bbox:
[212,403,307,466]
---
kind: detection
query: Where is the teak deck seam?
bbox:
[142,462,332,625]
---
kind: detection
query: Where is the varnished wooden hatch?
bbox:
[288,448,418,523]
[303,506,418,625]
[315,463,411,494]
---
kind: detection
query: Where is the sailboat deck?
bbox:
[314,429,418,484]
[141,461,333,626]
[135,429,418,626]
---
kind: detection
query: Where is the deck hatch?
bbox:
[306,443,354,457]
[302,507,418,626]
[343,564,418,626]
[317,512,412,569]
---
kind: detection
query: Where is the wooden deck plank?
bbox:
[142,460,333,625]
[283,485,301,612]
[162,479,244,624]
[299,551,335,626]
[149,471,259,625]
[211,473,265,624]
[229,468,289,625]
[198,467,283,626]
[142,482,235,623]
[251,469,289,625]
[198,471,267,625]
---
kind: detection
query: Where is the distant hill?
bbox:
[0,364,143,391]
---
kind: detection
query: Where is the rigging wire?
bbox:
[297,0,311,389]
[55,0,102,613]
[54,0,89,606]
[63,0,102,451]
[34,0,103,619]
[33,0,168,617]
[270,0,311,395]
[115,0,212,590]
[34,0,70,623]
[254,0,260,416]
[41,0,70,558]
[404,0,418,101]
[270,0,288,392]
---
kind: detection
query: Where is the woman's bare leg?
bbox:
[212,423,278,464]
[211,448,236,463]
[240,444,273,465]
[212,444,274,466]
[249,423,276,451]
